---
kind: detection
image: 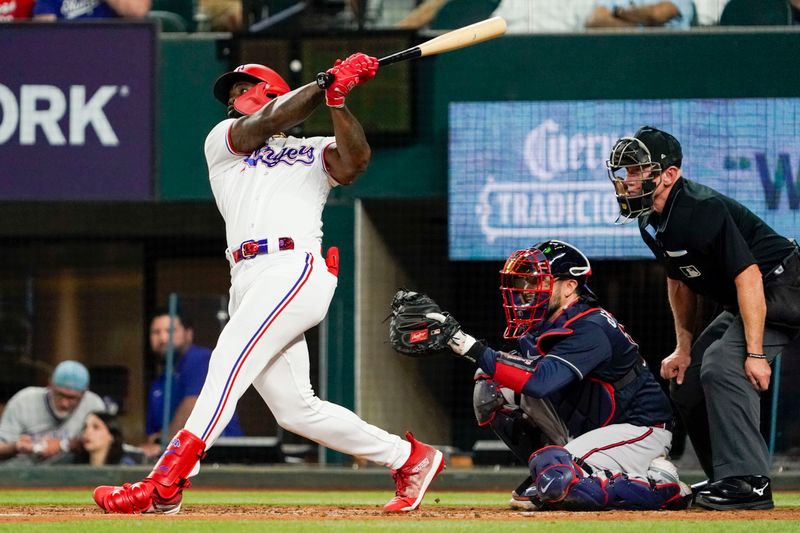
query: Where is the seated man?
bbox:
[142,308,243,458]
[586,0,695,29]
[0,360,106,465]
[435,240,691,510]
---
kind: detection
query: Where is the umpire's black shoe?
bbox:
[694,476,773,510]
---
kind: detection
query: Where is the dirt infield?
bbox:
[1,505,799,522]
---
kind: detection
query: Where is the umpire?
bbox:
[606,126,800,511]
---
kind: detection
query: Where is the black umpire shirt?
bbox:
[639,177,795,306]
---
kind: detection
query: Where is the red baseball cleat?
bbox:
[93,481,184,514]
[383,432,445,513]
[92,429,205,514]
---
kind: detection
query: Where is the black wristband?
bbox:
[466,340,486,361]
[747,352,767,359]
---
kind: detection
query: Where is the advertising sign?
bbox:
[449,99,800,259]
[0,24,155,200]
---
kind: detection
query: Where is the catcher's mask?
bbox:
[606,126,682,224]
[212,64,291,117]
[499,248,553,339]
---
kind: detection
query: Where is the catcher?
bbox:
[390,240,691,511]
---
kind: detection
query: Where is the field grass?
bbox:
[0,489,797,532]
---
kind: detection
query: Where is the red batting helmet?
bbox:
[212,64,291,105]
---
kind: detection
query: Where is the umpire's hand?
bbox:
[661,348,691,384]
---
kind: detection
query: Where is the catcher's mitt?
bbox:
[388,289,461,356]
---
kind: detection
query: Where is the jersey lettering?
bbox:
[244,144,316,168]
[599,309,636,347]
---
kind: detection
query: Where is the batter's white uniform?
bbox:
[184,119,410,468]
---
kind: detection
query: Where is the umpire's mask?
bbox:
[606,136,662,224]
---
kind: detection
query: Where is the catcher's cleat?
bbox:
[383,432,445,513]
[509,486,545,511]
[93,429,205,514]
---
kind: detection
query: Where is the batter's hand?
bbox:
[660,349,691,385]
[324,53,379,108]
[744,357,771,392]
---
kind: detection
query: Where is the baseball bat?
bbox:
[316,16,507,89]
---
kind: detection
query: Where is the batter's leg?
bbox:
[253,334,410,468]
[185,252,336,446]
[254,335,445,512]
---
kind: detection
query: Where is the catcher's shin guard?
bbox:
[528,446,607,511]
[93,429,206,514]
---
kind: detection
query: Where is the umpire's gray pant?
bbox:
[670,311,792,480]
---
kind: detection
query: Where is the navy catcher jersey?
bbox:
[478,301,672,435]
[538,303,672,433]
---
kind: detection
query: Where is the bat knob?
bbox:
[316,72,334,90]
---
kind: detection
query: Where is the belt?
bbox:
[652,420,674,432]
[228,237,295,264]
[765,242,800,280]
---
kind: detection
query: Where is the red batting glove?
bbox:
[325,53,379,108]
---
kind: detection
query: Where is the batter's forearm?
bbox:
[329,107,371,183]
[232,83,325,153]
[735,265,766,354]
[667,278,696,351]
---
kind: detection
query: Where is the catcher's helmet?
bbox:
[534,239,597,302]
[212,64,291,106]
[499,240,597,339]
[606,126,682,223]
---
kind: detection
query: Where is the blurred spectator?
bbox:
[0,0,34,20]
[33,0,150,20]
[719,0,799,25]
[0,360,105,465]
[586,0,695,29]
[142,307,243,458]
[200,0,242,31]
[73,412,144,465]
[492,0,596,32]
[395,0,448,28]
[694,0,729,25]
[342,0,417,28]
[395,0,499,29]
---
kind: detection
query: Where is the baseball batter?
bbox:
[435,241,689,510]
[93,54,444,514]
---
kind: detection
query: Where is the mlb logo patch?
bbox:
[409,329,429,343]
[680,265,702,278]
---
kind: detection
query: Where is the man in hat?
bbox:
[606,126,800,510]
[0,360,105,464]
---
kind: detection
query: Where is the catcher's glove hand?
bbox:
[388,289,461,356]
